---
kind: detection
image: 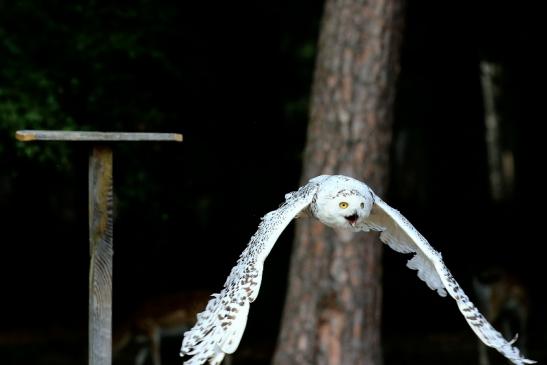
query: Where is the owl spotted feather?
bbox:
[180,175,535,365]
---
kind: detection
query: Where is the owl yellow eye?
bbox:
[360,203,365,208]
[339,202,349,209]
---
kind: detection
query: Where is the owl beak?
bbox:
[344,213,359,226]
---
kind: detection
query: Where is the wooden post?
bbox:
[88,146,114,365]
[15,130,182,365]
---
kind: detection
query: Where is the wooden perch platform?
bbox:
[16,130,183,142]
[15,129,182,365]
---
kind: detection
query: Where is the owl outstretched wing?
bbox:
[365,195,535,365]
[180,176,327,365]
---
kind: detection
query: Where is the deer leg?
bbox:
[135,347,149,365]
[478,341,490,365]
[515,304,529,356]
[149,326,161,365]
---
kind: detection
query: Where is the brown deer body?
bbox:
[114,291,232,365]
[473,268,529,365]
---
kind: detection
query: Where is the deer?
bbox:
[473,267,530,365]
[114,290,232,365]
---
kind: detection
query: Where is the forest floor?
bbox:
[0,327,543,364]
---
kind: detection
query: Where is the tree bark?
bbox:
[273,0,404,364]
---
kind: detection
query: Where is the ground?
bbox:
[1,327,542,364]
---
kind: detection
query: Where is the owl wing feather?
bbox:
[180,177,325,365]
[366,195,536,365]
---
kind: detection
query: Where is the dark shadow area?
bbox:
[1,0,545,364]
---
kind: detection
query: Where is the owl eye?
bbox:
[360,203,365,208]
[339,202,349,209]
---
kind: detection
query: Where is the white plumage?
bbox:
[180,175,535,365]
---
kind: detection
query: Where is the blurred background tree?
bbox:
[274,0,404,364]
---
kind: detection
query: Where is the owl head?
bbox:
[312,175,374,231]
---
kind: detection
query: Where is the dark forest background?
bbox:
[1,1,545,364]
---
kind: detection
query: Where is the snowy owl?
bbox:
[180,175,535,365]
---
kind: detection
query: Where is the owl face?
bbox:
[313,176,374,231]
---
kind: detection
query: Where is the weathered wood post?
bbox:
[15,130,183,365]
[88,145,114,365]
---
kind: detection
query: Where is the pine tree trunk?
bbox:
[273,0,404,364]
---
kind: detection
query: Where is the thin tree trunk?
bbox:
[480,61,514,202]
[273,0,404,364]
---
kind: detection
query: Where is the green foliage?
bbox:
[0,0,324,218]
[0,70,77,167]
[0,0,180,170]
